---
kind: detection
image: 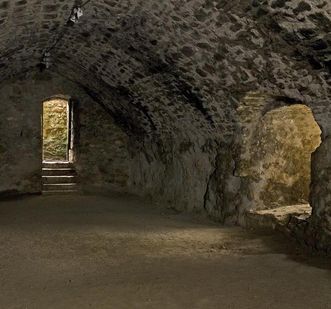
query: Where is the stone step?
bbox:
[42,175,76,184]
[245,204,311,231]
[42,168,76,176]
[42,183,78,191]
[42,190,79,195]
[42,161,73,169]
[42,162,78,195]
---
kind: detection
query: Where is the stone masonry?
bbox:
[0,0,331,252]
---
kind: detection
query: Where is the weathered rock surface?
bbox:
[309,136,331,253]
[0,1,331,251]
[239,104,321,210]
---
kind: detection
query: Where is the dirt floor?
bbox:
[0,194,330,309]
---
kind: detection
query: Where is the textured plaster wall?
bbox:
[42,99,68,161]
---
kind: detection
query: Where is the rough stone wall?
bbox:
[241,104,321,210]
[204,143,244,224]
[77,98,130,193]
[0,72,132,196]
[128,137,216,212]
[42,99,68,161]
[204,94,326,225]
[0,72,216,213]
[309,136,331,253]
[0,71,216,213]
[1,0,331,142]
[0,81,42,196]
[0,0,331,250]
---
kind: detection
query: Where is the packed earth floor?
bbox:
[0,194,330,309]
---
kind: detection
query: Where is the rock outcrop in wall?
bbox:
[239,104,321,210]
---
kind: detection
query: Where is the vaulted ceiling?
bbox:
[0,0,331,139]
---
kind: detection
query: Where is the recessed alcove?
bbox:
[245,104,321,227]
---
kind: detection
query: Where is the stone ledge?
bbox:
[245,204,331,255]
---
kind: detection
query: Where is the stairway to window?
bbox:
[42,162,78,194]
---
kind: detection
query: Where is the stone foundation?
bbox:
[1,0,331,252]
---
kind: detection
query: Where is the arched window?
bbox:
[42,96,75,163]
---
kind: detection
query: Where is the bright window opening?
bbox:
[42,99,71,162]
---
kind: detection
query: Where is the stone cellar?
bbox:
[0,0,331,308]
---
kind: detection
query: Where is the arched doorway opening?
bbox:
[41,96,78,194]
[42,96,75,163]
